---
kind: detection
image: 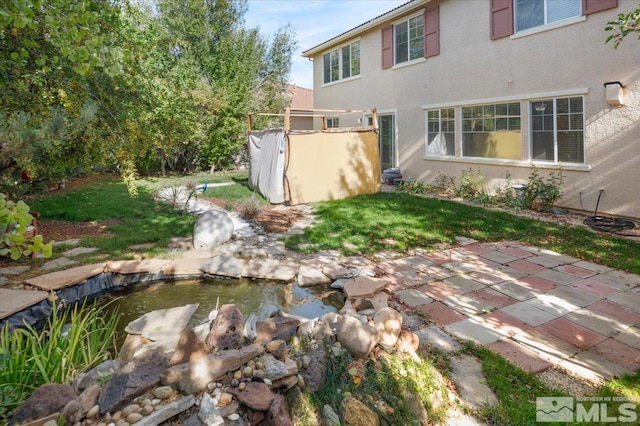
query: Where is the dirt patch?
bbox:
[37,219,121,242]
[254,207,306,234]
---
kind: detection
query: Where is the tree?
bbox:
[605,3,640,47]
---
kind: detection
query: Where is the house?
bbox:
[287,84,314,130]
[302,0,640,220]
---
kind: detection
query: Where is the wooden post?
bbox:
[284,107,291,133]
[372,108,379,132]
[247,114,253,133]
[321,115,326,131]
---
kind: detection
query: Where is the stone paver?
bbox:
[569,279,619,298]
[106,259,172,274]
[587,300,640,326]
[608,292,640,313]
[200,255,247,278]
[0,288,49,319]
[0,265,31,276]
[537,318,607,350]
[442,276,486,294]
[614,326,640,350]
[61,246,99,257]
[445,318,502,345]
[545,286,601,308]
[415,325,461,353]
[395,288,433,307]
[41,256,79,271]
[242,258,299,282]
[559,351,632,382]
[564,308,629,337]
[487,339,552,373]
[25,263,107,290]
[480,310,533,337]
[343,276,388,299]
[416,302,466,326]
[591,338,640,372]
[297,264,331,287]
[534,269,581,286]
[491,281,540,301]
[512,329,581,364]
[450,354,498,409]
[500,301,559,326]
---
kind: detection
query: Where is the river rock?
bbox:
[323,404,341,426]
[255,313,300,343]
[10,383,76,425]
[153,386,173,400]
[228,382,275,411]
[206,304,244,350]
[373,307,403,347]
[193,210,234,250]
[170,327,211,366]
[99,350,170,414]
[300,344,327,393]
[265,339,288,360]
[341,397,380,426]
[266,394,293,426]
[135,395,195,426]
[335,314,379,359]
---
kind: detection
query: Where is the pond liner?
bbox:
[1,271,178,330]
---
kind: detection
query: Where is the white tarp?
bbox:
[248,129,286,204]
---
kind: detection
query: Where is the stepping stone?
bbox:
[395,288,433,307]
[0,289,49,320]
[322,264,358,280]
[105,259,172,274]
[415,325,461,353]
[61,247,98,257]
[343,276,388,299]
[164,258,208,276]
[53,239,81,247]
[200,255,248,278]
[487,339,552,373]
[445,318,502,345]
[558,351,631,383]
[25,263,107,291]
[450,354,498,409]
[0,265,31,276]
[128,243,156,250]
[242,258,299,282]
[297,265,331,287]
[41,257,79,271]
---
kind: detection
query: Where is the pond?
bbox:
[103,277,344,344]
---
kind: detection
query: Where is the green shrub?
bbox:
[523,166,564,211]
[1,197,53,260]
[0,301,119,419]
[398,178,436,195]
[455,168,485,200]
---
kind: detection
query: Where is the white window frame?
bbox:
[326,117,339,128]
[322,39,360,86]
[530,96,585,165]
[514,0,582,33]
[425,108,455,157]
[393,13,424,66]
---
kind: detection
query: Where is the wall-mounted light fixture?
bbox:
[604,81,624,107]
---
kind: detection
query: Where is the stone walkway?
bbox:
[1,196,639,420]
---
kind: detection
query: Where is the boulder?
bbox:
[72,359,120,392]
[99,350,170,414]
[335,314,379,359]
[125,303,199,342]
[206,304,244,350]
[10,383,76,425]
[266,394,293,426]
[255,313,300,343]
[169,327,211,366]
[341,397,380,426]
[373,307,403,347]
[193,210,234,250]
[300,344,327,393]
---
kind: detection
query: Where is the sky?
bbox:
[245,0,407,89]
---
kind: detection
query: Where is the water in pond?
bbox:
[104,277,344,342]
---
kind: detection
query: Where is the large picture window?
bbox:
[426,108,455,156]
[462,103,521,160]
[395,15,424,64]
[323,40,360,84]
[515,0,581,32]
[531,97,584,163]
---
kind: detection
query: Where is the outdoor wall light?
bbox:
[604,81,624,107]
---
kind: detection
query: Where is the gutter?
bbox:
[301,0,431,57]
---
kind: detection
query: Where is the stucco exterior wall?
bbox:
[309,0,640,219]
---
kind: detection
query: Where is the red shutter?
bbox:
[583,0,617,15]
[490,0,514,40]
[424,6,440,58]
[382,25,393,69]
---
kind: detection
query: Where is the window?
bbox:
[515,0,581,32]
[323,40,360,84]
[326,117,339,128]
[395,15,424,64]
[462,102,521,159]
[531,97,584,163]
[426,108,455,156]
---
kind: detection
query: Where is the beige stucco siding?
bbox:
[309,0,640,219]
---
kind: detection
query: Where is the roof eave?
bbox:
[301,0,431,58]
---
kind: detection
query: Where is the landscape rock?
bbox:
[343,276,388,299]
[198,393,224,426]
[73,360,121,392]
[297,264,331,287]
[136,395,196,426]
[265,339,288,360]
[396,330,420,355]
[300,344,327,393]
[200,255,247,278]
[193,210,234,250]
[255,313,300,343]
[341,397,380,426]
[99,350,170,414]
[206,304,244,350]
[373,307,403,347]
[228,382,275,411]
[323,404,341,426]
[261,353,297,381]
[10,383,76,425]
[335,314,379,359]
[169,327,211,366]
[266,394,293,426]
[61,384,101,423]
[153,386,173,400]
[125,304,199,342]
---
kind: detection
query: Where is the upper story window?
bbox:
[395,14,424,64]
[515,0,581,32]
[323,40,360,84]
[531,97,584,164]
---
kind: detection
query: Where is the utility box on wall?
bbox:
[605,81,624,107]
